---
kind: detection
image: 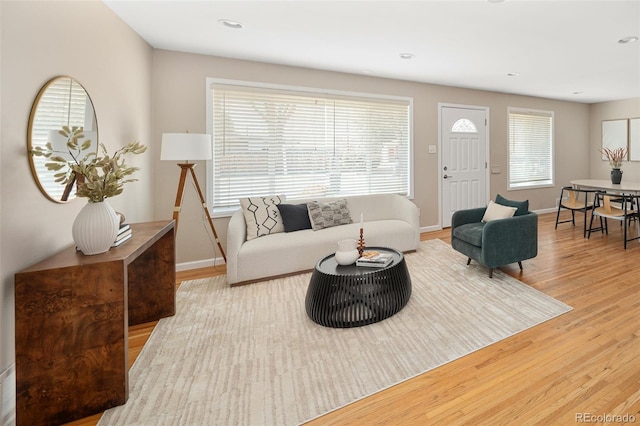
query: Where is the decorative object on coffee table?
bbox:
[335,238,360,265]
[306,247,411,328]
[358,212,366,255]
[356,250,394,268]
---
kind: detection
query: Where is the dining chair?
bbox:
[587,191,640,249]
[555,186,597,238]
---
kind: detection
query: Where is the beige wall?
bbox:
[0,0,153,380]
[151,49,591,265]
[589,98,640,180]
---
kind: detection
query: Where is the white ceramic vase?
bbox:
[335,238,360,265]
[72,201,120,255]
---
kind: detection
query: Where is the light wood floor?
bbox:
[67,211,640,425]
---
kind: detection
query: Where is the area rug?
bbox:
[99,239,572,426]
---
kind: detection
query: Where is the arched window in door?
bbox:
[451,118,477,133]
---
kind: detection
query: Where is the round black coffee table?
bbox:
[305,247,412,328]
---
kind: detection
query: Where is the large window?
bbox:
[508,108,554,189]
[207,80,412,214]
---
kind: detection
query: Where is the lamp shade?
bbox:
[161,133,212,161]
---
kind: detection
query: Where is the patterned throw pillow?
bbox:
[239,195,286,240]
[306,199,353,230]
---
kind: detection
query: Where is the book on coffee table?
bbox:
[356,251,393,268]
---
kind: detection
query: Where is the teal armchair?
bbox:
[451,203,538,278]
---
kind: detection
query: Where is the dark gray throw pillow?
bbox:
[495,194,529,216]
[278,204,311,232]
[277,203,312,232]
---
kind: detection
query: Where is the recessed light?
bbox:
[618,36,639,44]
[488,0,506,3]
[507,72,520,77]
[400,53,415,60]
[218,19,243,29]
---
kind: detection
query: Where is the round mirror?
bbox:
[27,76,98,203]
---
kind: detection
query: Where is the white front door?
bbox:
[440,105,489,227]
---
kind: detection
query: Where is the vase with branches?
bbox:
[31,126,147,254]
[599,146,627,169]
[599,146,627,184]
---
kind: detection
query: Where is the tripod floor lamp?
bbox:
[161,132,226,262]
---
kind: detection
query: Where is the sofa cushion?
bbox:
[307,199,353,230]
[452,222,485,247]
[239,195,286,240]
[277,203,312,232]
[496,194,529,216]
[482,200,517,222]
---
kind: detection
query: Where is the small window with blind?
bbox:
[508,108,554,189]
[207,80,413,215]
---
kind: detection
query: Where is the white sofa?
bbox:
[226,193,420,285]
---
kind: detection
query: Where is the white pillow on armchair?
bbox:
[481,200,517,223]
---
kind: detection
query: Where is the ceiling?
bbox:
[104,0,640,104]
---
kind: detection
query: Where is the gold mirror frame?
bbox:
[27,76,98,203]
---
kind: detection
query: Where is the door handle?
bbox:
[443,174,452,179]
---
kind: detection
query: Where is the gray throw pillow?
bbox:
[306,199,353,230]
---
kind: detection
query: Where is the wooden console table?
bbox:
[14,220,176,426]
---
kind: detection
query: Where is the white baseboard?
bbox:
[533,207,557,215]
[0,364,15,426]
[420,225,442,233]
[176,257,225,272]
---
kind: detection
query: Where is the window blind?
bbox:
[508,108,554,189]
[210,83,411,214]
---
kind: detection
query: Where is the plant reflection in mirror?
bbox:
[31,126,147,202]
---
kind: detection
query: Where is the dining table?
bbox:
[570,179,640,194]
[570,179,640,246]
